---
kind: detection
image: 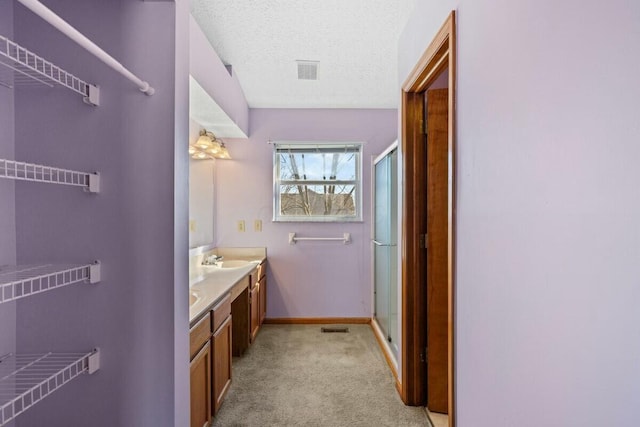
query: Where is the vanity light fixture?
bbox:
[189,129,232,160]
[217,142,231,159]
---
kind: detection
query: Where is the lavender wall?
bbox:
[13,0,187,426]
[215,108,397,318]
[172,1,191,425]
[400,1,640,426]
[190,15,249,136]
[0,0,16,400]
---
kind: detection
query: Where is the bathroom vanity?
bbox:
[188,247,267,427]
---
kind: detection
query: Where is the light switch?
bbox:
[254,220,262,232]
[189,220,196,232]
[237,220,245,232]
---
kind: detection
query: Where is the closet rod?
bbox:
[16,0,155,95]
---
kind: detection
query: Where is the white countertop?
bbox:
[188,247,267,324]
[189,262,259,323]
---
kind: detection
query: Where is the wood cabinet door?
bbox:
[259,276,267,325]
[212,315,232,414]
[250,282,260,342]
[231,287,250,357]
[190,341,212,427]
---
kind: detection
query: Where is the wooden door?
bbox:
[190,341,212,427]
[426,88,449,413]
[212,315,232,414]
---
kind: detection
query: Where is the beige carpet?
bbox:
[212,324,429,427]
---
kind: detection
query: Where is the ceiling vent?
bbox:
[296,60,319,80]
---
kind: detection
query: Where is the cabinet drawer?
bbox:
[190,312,211,359]
[249,268,259,290]
[230,274,250,302]
[212,294,231,333]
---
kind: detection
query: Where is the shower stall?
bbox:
[373,142,398,359]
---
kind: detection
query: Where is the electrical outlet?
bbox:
[189,220,196,232]
[237,220,245,232]
[254,219,262,232]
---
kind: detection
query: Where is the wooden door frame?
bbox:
[400,10,456,426]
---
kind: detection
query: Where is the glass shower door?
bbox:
[374,146,398,359]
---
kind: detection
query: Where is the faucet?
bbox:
[202,254,223,266]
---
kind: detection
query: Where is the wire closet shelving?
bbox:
[0,262,100,304]
[0,350,100,426]
[0,35,100,105]
[0,0,160,423]
[0,158,100,193]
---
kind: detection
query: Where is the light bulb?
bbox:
[215,146,231,159]
[195,135,212,149]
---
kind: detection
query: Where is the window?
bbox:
[273,142,363,222]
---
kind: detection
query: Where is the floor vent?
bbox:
[321,327,349,333]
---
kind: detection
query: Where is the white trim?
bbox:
[374,140,399,165]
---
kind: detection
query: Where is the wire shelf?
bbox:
[0,158,100,193]
[0,35,99,105]
[0,262,100,305]
[0,349,100,426]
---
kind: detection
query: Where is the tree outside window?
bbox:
[273,143,362,222]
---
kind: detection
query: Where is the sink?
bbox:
[216,260,252,269]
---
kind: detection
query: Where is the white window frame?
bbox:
[273,142,363,222]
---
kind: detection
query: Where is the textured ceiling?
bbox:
[190,0,416,109]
